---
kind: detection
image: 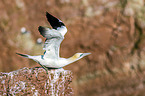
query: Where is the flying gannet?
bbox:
[17,12,91,71]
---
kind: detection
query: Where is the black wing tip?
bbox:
[45,11,55,20]
[38,26,47,37]
[38,26,45,32]
[45,11,65,29]
[16,53,28,58]
[38,26,43,31]
[45,12,50,19]
[38,26,45,34]
[46,11,50,16]
[46,11,54,18]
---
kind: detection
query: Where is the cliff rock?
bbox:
[0,67,73,96]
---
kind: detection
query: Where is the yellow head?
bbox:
[69,53,91,61]
[60,53,91,67]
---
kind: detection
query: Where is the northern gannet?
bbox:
[17,12,91,71]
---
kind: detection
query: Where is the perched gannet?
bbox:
[17,12,91,70]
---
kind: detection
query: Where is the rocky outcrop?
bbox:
[0,67,73,95]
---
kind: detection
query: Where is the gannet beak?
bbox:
[83,53,91,56]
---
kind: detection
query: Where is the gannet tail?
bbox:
[16,53,29,58]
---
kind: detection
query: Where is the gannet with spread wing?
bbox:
[17,12,91,70]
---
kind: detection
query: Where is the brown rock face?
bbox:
[0,67,73,95]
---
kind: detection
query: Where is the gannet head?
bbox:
[70,53,91,61]
[60,53,91,67]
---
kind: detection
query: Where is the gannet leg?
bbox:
[46,67,62,69]
[37,62,48,74]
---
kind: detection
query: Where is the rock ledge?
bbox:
[0,67,73,96]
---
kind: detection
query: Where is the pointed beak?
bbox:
[83,53,91,56]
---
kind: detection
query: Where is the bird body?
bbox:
[16,53,90,68]
[17,12,90,69]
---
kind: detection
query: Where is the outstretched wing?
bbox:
[46,12,65,30]
[38,26,63,50]
[46,12,67,36]
[38,12,67,59]
[38,26,62,39]
[38,26,63,59]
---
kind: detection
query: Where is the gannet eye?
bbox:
[80,54,83,57]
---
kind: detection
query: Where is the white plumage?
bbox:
[17,12,90,69]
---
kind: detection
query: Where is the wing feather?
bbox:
[46,12,65,30]
[38,26,62,38]
[38,26,63,50]
[37,12,67,59]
